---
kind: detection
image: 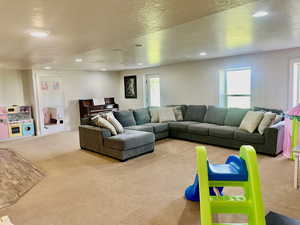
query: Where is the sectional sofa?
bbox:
[79,105,284,161]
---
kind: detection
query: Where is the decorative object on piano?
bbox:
[79,97,119,120]
[0,106,35,140]
[124,75,137,98]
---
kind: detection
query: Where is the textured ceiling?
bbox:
[0,0,258,70]
[39,0,300,71]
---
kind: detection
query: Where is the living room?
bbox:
[1,0,300,225]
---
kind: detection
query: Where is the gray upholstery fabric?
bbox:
[168,121,198,132]
[103,143,154,161]
[155,131,169,140]
[253,106,283,115]
[144,123,168,133]
[187,123,218,136]
[204,106,228,125]
[104,130,155,150]
[234,129,265,144]
[183,105,207,122]
[209,126,238,139]
[224,108,249,127]
[113,110,136,127]
[125,125,153,133]
[133,108,151,125]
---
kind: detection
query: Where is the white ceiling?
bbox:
[1,0,300,71]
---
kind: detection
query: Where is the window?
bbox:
[291,62,300,107]
[145,75,160,107]
[221,68,251,108]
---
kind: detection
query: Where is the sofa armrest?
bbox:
[79,125,111,152]
[263,121,285,156]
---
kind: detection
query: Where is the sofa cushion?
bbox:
[91,115,117,135]
[209,126,238,139]
[204,106,228,125]
[234,129,265,144]
[114,110,136,127]
[133,108,151,125]
[258,112,276,135]
[125,125,153,133]
[144,123,169,133]
[253,106,283,115]
[224,108,249,127]
[169,121,198,132]
[105,112,124,134]
[173,106,184,121]
[184,105,207,122]
[104,130,155,151]
[188,123,219,136]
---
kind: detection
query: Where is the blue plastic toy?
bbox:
[185,153,248,201]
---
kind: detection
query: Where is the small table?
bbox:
[293,147,300,189]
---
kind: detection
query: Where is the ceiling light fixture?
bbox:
[199,52,207,56]
[29,30,49,38]
[75,58,83,62]
[101,68,107,71]
[135,44,143,47]
[44,66,51,70]
[252,11,269,18]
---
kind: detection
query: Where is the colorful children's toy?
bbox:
[283,104,300,159]
[186,145,266,225]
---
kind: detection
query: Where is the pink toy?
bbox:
[283,104,300,158]
[0,114,9,139]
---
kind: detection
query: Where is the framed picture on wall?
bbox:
[124,75,137,98]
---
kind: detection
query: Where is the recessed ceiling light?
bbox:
[44,66,51,70]
[200,52,207,56]
[29,30,49,38]
[101,68,107,71]
[137,63,143,66]
[75,58,83,62]
[252,11,269,18]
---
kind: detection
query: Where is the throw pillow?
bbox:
[149,108,160,123]
[271,114,283,125]
[91,115,117,135]
[105,112,124,134]
[159,107,176,123]
[239,111,264,133]
[258,112,276,135]
[173,106,183,121]
[113,110,136,127]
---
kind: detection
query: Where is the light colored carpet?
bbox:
[0,131,299,225]
[0,148,44,210]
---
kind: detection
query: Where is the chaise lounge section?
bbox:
[79,105,284,161]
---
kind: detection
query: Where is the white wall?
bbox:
[0,69,27,106]
[33,70,120,131]
[119,47,300,111]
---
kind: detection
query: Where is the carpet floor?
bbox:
[0,131,299,225]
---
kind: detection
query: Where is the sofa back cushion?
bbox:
[133,108,151,125]
[224,108,250,127]
[184,105,207,122]
[253,106,283,115]
[204,106,228,125]
[113,110,136,127]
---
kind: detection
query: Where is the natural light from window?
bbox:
[225,68,251,108]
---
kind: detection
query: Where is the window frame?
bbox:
[223,67,252,108]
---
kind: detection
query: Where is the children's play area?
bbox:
[184,145,300,225]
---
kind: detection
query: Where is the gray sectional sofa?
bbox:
[79,105,284,161]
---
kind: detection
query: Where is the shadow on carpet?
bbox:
[0,148,44,209]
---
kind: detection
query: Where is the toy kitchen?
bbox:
[0,105,35,140]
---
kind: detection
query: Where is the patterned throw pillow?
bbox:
[239,111,264,133]
[91,115,117,135]
[105,112,124,134]
[173,106,183,121]
[159,107,176,123]
[258,112,276,135]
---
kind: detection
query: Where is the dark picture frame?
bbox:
[124,75,137,98]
